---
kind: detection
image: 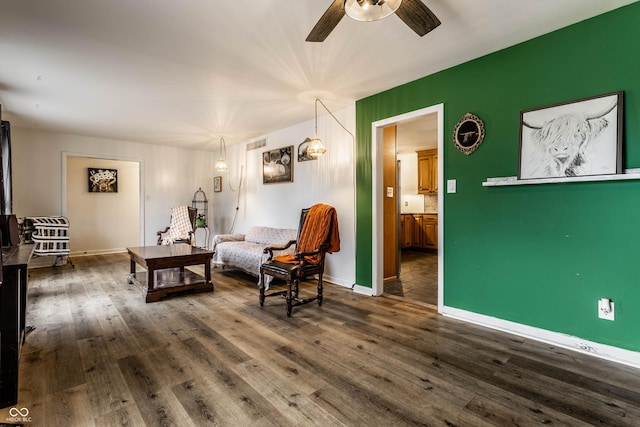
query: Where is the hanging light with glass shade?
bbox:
[306,98,326,157]
[215,136,228,172]
[306,98,354,157]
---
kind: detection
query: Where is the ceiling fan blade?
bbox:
[306,0,346,42]
[395,0,441,37]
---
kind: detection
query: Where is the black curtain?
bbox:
[0,120,12,215]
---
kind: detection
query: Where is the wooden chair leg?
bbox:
[286,279,293,317]
[317,273,324,306]
[259,272,266,307]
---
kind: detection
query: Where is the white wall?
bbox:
[11,105,357,288]
[12,128,213,248]
[209,105,356,288]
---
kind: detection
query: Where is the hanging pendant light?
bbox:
[306,137,326,157]
[305,98,354,157]
[344,0,402,22]
[215,136,228,171]
[307,99,326,157]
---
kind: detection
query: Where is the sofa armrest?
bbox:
[211,233,245,251]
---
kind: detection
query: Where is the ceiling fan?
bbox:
[306,0,441,42]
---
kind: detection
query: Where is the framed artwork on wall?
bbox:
[88,168,118,192]
[263,146,293,184]
[518,91,623,180]
[453,112,485,155]
[213,176,222,192]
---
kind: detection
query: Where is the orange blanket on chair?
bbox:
[274,204,340,265]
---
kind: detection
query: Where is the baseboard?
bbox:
[323,274,355,290]
[443,306,640,369]
[70,248,127,257]
[352,284,375,296]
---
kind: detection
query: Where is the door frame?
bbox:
[370,103,444,312]
[62,152,145,248]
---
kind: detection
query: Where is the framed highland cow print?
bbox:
[88,168,118,192]
[518,91,623,180]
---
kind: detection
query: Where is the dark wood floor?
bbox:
[2,253,640,426]
[385,249,438,306]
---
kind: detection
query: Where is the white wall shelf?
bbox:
[483,169,640,186]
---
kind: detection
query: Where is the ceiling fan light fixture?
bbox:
[344,0,402,22]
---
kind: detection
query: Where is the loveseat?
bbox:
[211,226,298,287]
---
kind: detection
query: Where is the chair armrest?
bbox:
[263,240,297,260]
[295,242,330,265]
[156,226,171,245]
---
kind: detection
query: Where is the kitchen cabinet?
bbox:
[421,215,438,249]
[411,215,423,247]
[417,149,438,194]
[400,214,437,250]
[400,215,413,248]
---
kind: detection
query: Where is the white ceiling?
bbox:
[0,0,636,151]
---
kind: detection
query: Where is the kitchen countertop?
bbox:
[401,212,437,215]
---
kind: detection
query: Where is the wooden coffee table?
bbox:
[126,244,213,303]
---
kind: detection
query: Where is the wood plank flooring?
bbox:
[385,249,438,306]
[2,253,640,426]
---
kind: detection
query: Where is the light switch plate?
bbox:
[447,179,457,193]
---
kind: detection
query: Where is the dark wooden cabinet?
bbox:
[421,215,438,249]
[400,214,437,250]
[411,215,423,247]
[400,215,413,248]
[0,245,32,409]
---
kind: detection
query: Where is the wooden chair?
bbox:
[157,206,197,245]
[259,204,339,316]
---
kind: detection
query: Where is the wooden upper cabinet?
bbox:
[417,149,438,194]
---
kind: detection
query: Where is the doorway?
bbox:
[63,154,143,255]
[385,113,439,306]
[370,104,444,312]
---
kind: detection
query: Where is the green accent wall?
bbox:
[355,2,640,352]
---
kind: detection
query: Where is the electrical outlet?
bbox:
[598,298,615,321]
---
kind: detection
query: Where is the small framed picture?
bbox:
[518,91,623,179]
[88,168,118,193]
[453,113,485,155]
[298,138,317,162]
[213,176,222,192]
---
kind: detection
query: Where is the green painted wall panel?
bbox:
[355,2,640,351]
